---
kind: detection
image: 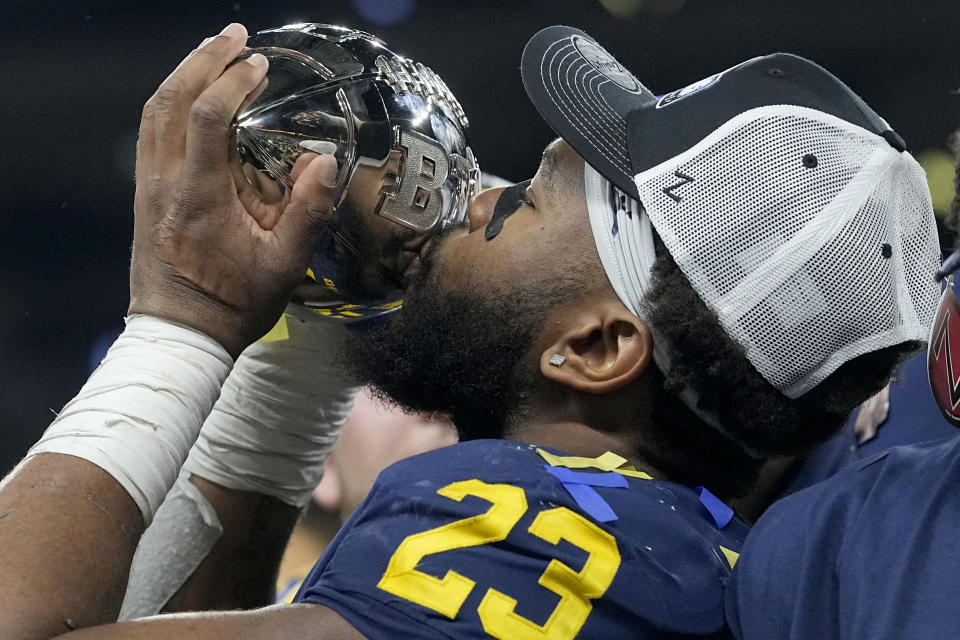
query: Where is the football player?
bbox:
[0,23,940,640]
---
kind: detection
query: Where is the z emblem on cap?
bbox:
[928,283,960,427]
[663,171,695,203]
[572,36,643,94]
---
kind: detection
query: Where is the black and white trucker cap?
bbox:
[521,26,940,401]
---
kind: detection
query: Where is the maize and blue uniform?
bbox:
[726,436,960,639]
[295,439,748,639]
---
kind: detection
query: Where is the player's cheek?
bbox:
[428,236,481,291]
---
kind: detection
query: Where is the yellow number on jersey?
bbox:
[377,479,527,618]
[378,479,622,640]
[478,507,620,640]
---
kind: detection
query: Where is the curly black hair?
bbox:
[637,235,921,496]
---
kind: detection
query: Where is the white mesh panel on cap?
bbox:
[633,105,940,398]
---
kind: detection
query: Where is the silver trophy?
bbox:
[234,24,480,321]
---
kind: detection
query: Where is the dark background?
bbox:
[1,0,958,472]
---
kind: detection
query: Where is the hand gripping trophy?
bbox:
[234,23,480,321]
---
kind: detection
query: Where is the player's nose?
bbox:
[465,186,508,233]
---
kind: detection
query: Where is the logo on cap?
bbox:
[656,72,724,109]
[572,36,642,94]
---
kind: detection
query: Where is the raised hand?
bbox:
[128,23,338,358]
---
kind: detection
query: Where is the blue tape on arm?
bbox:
[695,486,734,529]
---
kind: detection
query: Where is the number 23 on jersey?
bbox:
[377,479,621,640]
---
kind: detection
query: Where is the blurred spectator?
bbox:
[313,388,457,520]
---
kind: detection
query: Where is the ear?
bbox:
[539,300,653,394]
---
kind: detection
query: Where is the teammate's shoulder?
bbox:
[757,436,960,540]
[819,436,958,493]
[731,437,960,639]
[872,434,960,470]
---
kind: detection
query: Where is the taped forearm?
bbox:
[26,315,232,524]
[182,310,361,507]
[121,312,359,617]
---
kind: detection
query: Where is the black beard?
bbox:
[342,257,542,441]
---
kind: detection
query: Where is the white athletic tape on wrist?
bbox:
[119,472,223,620]
[182,305,360,507]
[27,314,232,524]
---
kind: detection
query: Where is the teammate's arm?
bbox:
[0,455,146,638]
[54,604,367,640]
[162,477,303,611]
[0,24,338,639]
[123,314,358,616]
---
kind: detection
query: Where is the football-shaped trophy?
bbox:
[234,24,480,321]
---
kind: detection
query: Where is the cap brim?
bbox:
[523,28,898,202]
[521,25,656,199]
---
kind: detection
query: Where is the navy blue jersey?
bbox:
[782,353,956,495]
[727,436,960,639]
[296,439,748,639]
